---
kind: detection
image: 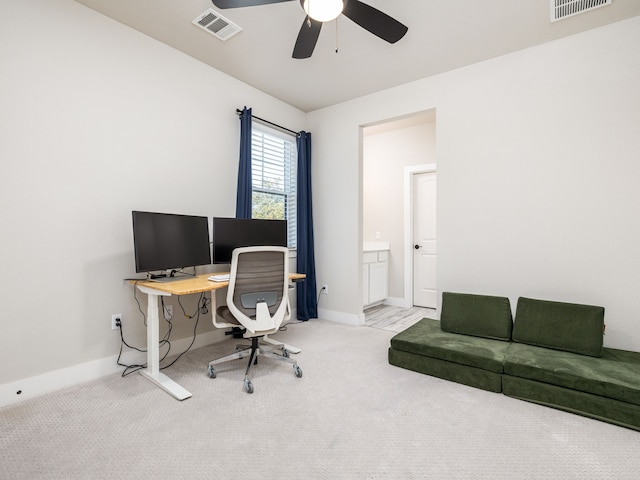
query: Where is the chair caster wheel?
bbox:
[207,365,216,379]
[282,349,290,358]
[293,365,303,378]
[244,379,254,394]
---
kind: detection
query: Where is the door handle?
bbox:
[414,244,421,250]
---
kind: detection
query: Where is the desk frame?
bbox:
[131,273,304,400]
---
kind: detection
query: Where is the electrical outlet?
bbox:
[111,313,122,330]
[164,305,173,319]
[321,284,328,295]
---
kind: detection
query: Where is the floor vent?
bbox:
[193,8,242,41]
[550,0,612,22]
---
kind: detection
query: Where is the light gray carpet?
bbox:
[2,319,640,479]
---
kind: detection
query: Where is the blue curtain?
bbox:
[296,131,317,320]
[236,107,252,219]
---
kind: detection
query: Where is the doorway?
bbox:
[362,110,436,311]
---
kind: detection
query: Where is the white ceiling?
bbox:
[73,0,640,112]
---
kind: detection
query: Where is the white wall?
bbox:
[0,0,305,401]
[310,15,640,349]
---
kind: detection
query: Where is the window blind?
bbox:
[251,123,297,249]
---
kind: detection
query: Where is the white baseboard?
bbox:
[383,296,410,308]
[317,308,365,326]
[0,356,122,408]
[0,329,225,408]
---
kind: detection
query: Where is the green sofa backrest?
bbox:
[440,292,513,341]
[512,297,605,357]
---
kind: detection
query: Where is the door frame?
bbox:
[403,163,437,308]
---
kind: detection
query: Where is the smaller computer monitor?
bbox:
[212,217,287,264]
[132,211,211,274]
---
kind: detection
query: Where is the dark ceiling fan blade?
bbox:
[211,0,293,9]
[292,18,322,59]
[342,0,408,44]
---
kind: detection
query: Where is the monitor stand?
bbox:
[148,272,195,283]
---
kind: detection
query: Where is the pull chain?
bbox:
[335,17,339,53]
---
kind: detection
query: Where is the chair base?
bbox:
[207,337,302,394]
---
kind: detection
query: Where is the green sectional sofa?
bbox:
[388,292,640,431]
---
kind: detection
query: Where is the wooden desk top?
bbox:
[129,272,306,296]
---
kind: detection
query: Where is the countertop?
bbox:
[363,241,390,252]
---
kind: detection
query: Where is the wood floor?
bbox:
[364,304,436,333]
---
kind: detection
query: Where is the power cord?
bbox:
[316,285,327,306]
[158,293,206,369]
[177,294,211,318]
[278,320,306,332]
[115,321,172,377]
[117,286,208,376]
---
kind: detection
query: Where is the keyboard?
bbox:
[208,274,230,282]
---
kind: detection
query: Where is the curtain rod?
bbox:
[236,108,298,136]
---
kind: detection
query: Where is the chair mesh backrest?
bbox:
[231,249,286,318]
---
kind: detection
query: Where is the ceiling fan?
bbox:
[211,0,408,59]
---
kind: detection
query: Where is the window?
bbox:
[251,122,297,249]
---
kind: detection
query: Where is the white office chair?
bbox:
[207,246,303,393]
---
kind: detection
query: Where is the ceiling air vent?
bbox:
[193,8,242,41]
[550,0,612,22]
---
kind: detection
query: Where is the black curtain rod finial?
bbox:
[236,107,298,136]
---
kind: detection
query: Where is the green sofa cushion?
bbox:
[504,342,640,406]
[389,318,511,374]
[503,375,640,431]
[440,292,513,341]
[512,297,604,357]
[388,348,503,392]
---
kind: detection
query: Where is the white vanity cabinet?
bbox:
[363,246,389,307]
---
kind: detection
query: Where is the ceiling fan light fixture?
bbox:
[303,0,344,22]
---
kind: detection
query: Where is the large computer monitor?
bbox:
[212,217,287,264]
[132,211,211,276]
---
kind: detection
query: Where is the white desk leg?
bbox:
[138,289,191,400]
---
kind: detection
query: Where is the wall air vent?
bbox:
[193,8,242,41]
[550,0,612,22]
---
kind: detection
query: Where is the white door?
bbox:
[413,171,437,308]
